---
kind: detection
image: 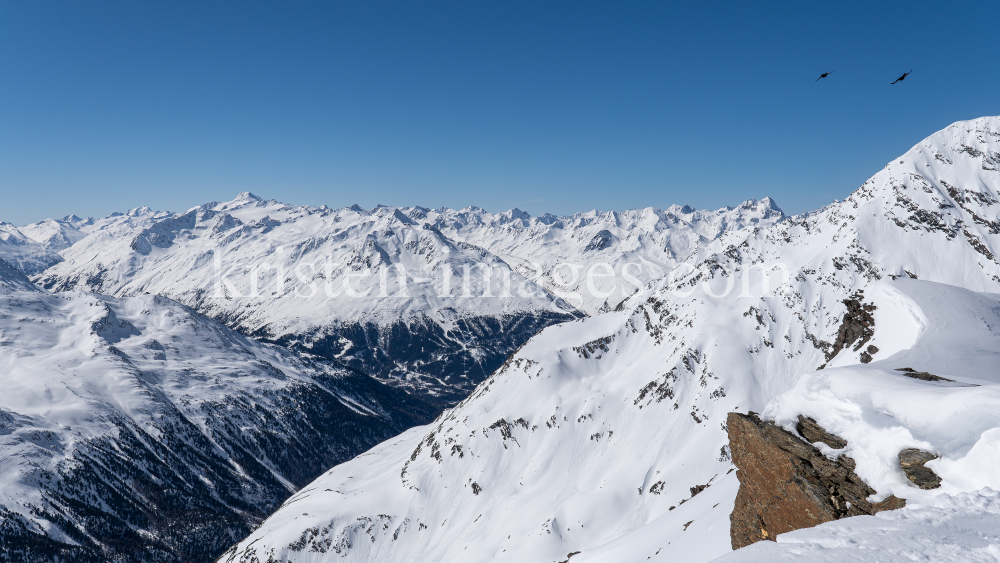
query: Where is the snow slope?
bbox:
[218,116,1000,563]
[32,195,781,405]
[0,258,434,563]
[711,488,1000,563]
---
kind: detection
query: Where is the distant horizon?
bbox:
[3,112,989,226]
[3,2,998,225]
[6,190,792,228]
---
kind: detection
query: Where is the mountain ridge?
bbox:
[218,115,1000,563]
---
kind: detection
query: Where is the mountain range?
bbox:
[2,116,1000,562]
[18,192,783,406]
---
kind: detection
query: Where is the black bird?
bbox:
[891,70,912,84]
[816,71,834,81]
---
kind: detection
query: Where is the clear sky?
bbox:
[1,1,998,225]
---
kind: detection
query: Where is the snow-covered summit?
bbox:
[688,115,1000,297]
[18,216,88,251]
[234,190,264,203]
[409,196,784,312]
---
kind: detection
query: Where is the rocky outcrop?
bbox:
[795,415,847,449]
[895,367,955,382]
[826,292,877,362]
[727,412,905,550]
[899,449,942,489]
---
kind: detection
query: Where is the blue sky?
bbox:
[1,1,998,225]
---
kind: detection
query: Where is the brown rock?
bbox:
[898,448,942,489]
[728,412,905,550]
[825,292,877,362]
[894,367,954,383]
[796,415,848,449]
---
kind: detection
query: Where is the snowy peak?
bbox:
[734,196,783,218]
[0,222,33,246]
[417,197,786,234]
[31,195,586,404]
[404,197,786,312]
[19,217,87,251]
[897,115,1000,169]
[30,189,784,402]
[235,190,263,202]
[666,116,1000,313]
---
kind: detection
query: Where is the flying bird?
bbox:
[891,70,912,84]
[816,71,834,81]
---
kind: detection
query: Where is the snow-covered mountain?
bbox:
[19,215,89,252]
[0,258,434,563]
[219,116,1000,563]
[32,195,782,405]
[399,197,784,313]
[0,222,63,275]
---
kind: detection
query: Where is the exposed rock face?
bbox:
[795,415,847,449]
[727,412,905,550]
[899,449,943,489]
[826,292,877,362]
[895,367,955,382]
[859,344,879,363]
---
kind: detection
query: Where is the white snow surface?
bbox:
[220,116,1000,563]
[421,197,784,313]
[0,214,94,275]
[712,488,1000,563]
[27,189,784,402]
